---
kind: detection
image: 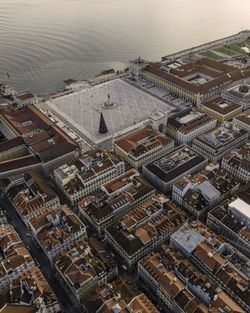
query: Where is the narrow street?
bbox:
[0,195,82,313]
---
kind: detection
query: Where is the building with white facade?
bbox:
[53,149,125,205]
[139,58,250,105]
[113,127,174,169]
[0,225,35,290]
[106,195,187,267]
[172,168,240,218]
[233,109,250,134]
[142,146,207,193]
[207,196,250,257]
[166,109,217,144]
[79,169,155,236]
[171,222,250,311]
[1,171,60,225]
[54,238,118,301]
[0,267,61,313]
[222,143,250,183]
[223,84,250,110]
[138,243,245,313]
[192,122,248,161]
[29,205,87,262]
[201,96,242,123]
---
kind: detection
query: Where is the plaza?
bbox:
[45,79,172,145]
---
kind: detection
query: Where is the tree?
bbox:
[99,112,108,134]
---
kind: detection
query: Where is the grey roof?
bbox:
[171,228,204,254]
[197,181,220,200]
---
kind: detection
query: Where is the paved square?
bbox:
[47,79,172,144]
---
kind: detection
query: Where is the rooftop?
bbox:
[102,169,151,194]
[139,248,245,313]
[193,242,250,307]
[143,58,250,95]
[0,155,41,174]
[229,198,250,221]
[167,109,216,135]
[194,122,248,150]
[54,149,124,195]
[171,221,224,255]
[0,225,33,280]
[107,195,187,256]
[83,277,159,313]
[2,171,59,219]
[175,168,238,212]
[0,136,26,154]
[7,267,59,307]
[145,146,206,183]
[29,205,86,253]
[236,183,250,205]
[223,143,250,170]
[0,104,78,163]
[225,84,250,101]
[15,92,35,101]
[234,108,250,126]
[0,304,36,313]
[209,200,250,244]
[114,127,173,158]
[79,170,154,223]
[202,96,242,115]
[54,238,117,292]
[171,221,250,308]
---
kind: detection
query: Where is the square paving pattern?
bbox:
[49,79,172,143]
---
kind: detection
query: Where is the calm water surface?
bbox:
[1,0,250,94]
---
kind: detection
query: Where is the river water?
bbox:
[0,0,250,94]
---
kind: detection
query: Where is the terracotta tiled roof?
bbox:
[143,59,250,95]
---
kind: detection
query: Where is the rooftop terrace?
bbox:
[195,123,247,149]
[145,146,206,183]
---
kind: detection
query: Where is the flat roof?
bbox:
[178,111,202,124]
[145,146,206,183]
[229,198,250,220]
[171,228,204,254]
[46,79,172,144]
